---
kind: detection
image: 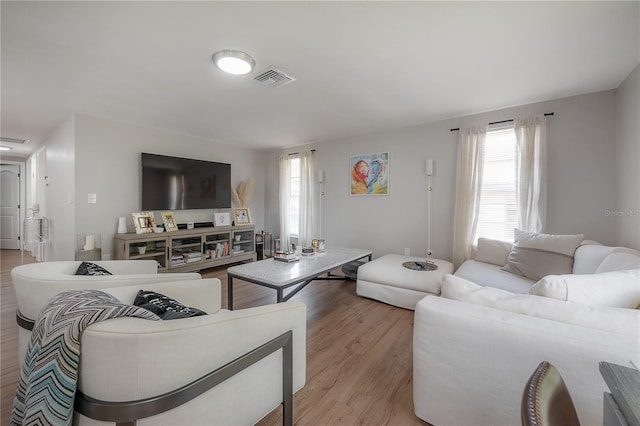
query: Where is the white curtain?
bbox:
[298,150,317,248]
[278,155,291,251]
[452,126,486,269]
[514,115,547,233]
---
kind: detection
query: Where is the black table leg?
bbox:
[228,275,234,310]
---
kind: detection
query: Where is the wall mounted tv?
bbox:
[141,153,231,210]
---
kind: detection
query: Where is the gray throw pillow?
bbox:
[502,229,584,281]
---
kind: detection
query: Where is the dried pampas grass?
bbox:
[231,178,255,207]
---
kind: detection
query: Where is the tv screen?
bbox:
[141,153,231,210]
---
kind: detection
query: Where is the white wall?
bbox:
[265,90,619,261]
[74,114,266,260]
[41,115,76,260]
[615,64,640,250]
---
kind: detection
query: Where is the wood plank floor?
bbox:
[1,250,427,425]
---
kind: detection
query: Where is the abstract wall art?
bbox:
[350,152,389,196]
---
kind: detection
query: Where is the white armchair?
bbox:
[12,260,201,363]
[74,278,307,425]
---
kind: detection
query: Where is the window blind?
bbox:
[476,128,517,242]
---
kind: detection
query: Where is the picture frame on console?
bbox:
[233,208,252,226]
[161,211,178,232]
[214,212,231,227]
[132,211,155,234]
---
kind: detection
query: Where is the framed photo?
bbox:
[132,211,155,234]
[233,208,252,226]
[213,211,231,227]
[350,152,389,196]
[161,211,178,232]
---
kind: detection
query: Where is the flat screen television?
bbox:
[141,153,231,210]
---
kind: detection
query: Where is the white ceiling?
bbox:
[1,1,639,157]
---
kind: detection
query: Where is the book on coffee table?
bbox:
[274,256,299,263]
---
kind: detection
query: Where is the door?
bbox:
[1,164,21,249]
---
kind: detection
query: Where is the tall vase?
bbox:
[117,217,127,234]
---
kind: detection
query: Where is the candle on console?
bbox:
[84,234,95,250]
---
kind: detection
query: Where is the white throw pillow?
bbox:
[596,252,640,273]
[474,238,513,266]
[441,274,638,335]
[529,269,640,309]
[502,229,584,281]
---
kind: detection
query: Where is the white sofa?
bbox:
[414,239,640,426]
[454,238,640,293]
[74,278,307,425]
[12,260,201,363]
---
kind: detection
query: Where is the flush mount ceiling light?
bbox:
[0,146,13,151]
[212,50,255,75]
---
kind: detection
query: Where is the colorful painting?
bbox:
[350,152,389,195]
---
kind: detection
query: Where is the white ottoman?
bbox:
[356,255,453,310]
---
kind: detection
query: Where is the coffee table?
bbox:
[226,247,372,310]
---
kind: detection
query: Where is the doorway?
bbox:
[0,163,22,249]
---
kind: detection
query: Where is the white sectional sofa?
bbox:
[455,236,640,293]
[413,235,640,426]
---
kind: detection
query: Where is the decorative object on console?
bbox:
[214,212,231,227]
[234,208,252,226]
[350,152,389,196]
[132,212,155,234]
[231,178,255,207]
[117,217,127,234]
[161,211,178,232]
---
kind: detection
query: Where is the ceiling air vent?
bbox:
[254,68,296,87]
[0,137,28,144]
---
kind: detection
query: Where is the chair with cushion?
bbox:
[12,260,201,363]
[521,361,580,426]
[72,278,306,425]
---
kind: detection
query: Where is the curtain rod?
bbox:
[288,149,316,156]
[449,112,554,132]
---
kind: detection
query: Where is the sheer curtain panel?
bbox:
[452,126,487,269]
[298,151,318,248]
[278,155,291,250]
[514,115,547,233]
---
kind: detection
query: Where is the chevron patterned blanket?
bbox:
[11,289,159,426]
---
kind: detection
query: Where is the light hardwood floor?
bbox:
[1,250,427,425]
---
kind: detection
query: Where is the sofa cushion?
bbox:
[441,274,638,335]
[474,238,512,266]
[502,229,584,281]
[529,269,640,309]
[75,261,112,276]
[596,252,640,273]
[454,259,534,294]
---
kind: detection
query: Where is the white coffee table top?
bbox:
[227,247,372,288]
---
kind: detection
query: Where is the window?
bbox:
[289,157,300,236]
[475,128,517,242]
